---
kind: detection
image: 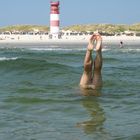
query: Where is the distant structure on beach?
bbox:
[49,1,61,39]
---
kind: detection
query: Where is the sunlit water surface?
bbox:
[0,44,140,140]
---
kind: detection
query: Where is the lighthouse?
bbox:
[49,1,61,39]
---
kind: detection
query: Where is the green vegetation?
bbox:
[63,23,140,33]
[0,25,49,32]
[0,23,140,33]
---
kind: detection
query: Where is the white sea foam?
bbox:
[0,57,18,61]
[27,47,111,52]
[28,48,85,51]
[121,48,140,52]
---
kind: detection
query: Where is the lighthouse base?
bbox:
[49,33,61,39]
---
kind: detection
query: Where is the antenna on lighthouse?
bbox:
[49,1,61,39]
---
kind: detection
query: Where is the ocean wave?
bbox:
[0,57,76,74]
[102,48,111,51]
[0,57,18,61]
[121,48,140,52]
[27,47,85,51]
[27,47,111,52]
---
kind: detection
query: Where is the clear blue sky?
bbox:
[0,0,140,27]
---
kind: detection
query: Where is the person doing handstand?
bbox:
[80,33,103,89]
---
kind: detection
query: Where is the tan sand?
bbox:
[0,34,140,46]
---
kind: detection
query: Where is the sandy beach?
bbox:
[0,34,140,46]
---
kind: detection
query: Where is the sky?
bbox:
[0,0,140,27]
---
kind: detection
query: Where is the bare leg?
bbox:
[92,35,103,88]
[79,46,93,87]
[79,35,96,87]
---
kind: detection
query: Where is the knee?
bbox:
[84,62,92,71]
[94,64,102,71]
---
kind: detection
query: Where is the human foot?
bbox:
[89,34,96,44]
[95,34,102,51]
[87,34,96,51]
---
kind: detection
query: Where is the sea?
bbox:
[0,43,140,140]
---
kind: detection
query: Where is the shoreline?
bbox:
[0,35,140,46]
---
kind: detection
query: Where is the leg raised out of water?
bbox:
[92,34,103,88]
[79,35,96,88]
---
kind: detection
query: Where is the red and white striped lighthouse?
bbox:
[50,1,60,39]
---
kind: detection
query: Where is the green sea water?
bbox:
[0,44,140,140]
